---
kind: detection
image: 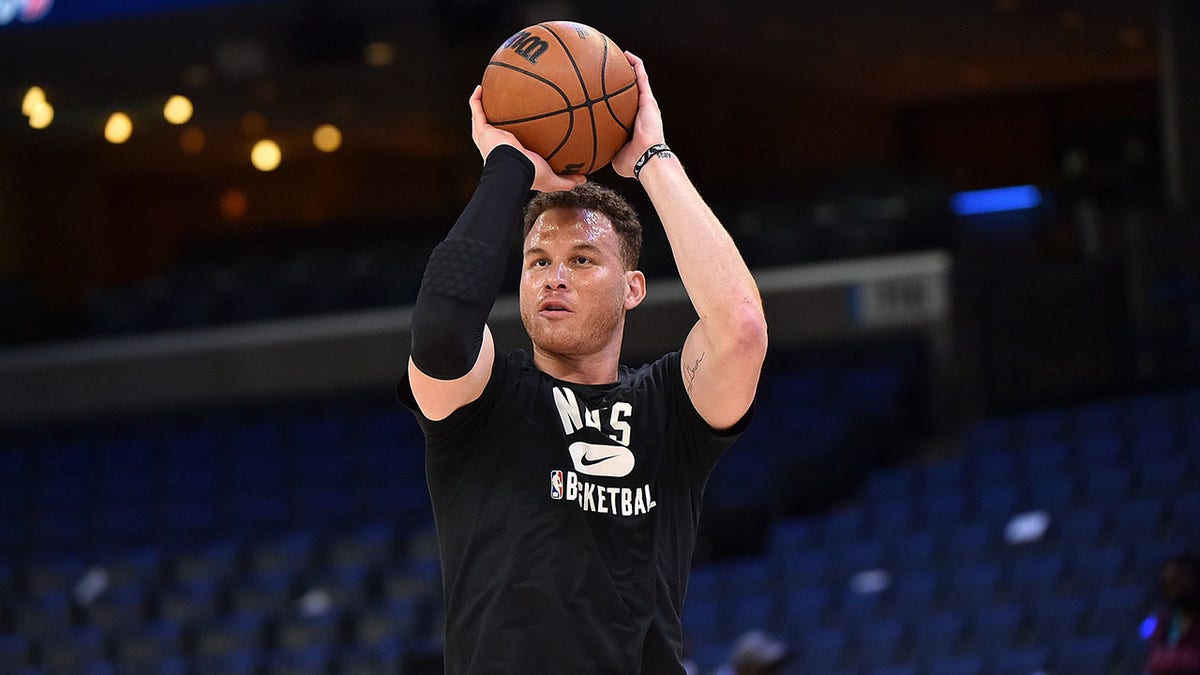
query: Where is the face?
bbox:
[519,207,644,359]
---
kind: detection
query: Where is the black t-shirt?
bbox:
[398,349,751,674]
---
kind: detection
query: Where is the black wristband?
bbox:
[633,143,672,180]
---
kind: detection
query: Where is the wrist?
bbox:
[633,143,673,181]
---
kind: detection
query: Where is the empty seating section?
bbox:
[0,357,1194,673]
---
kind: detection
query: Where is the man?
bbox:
[398,51,768,674]
[1145,553,1200,674]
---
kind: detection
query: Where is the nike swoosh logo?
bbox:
[568,442,635,477]
[580,454,619,466]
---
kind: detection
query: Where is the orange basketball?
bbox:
[481,21,638,175]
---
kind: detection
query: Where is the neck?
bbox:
[532,343,622,385]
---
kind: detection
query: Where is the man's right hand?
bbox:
[470,86,584,193]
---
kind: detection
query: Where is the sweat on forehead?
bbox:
[522,183,643,269]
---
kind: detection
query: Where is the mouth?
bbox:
[537,300,573,317]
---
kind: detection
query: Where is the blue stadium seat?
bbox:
[264,646,332,675]
[172,538,241,584]
[1055,506,1107,547]
[768,518,814,558]
[1022,440,1068,476]
[856,616,906,667]
[1027,475,1075,511]
[1073,400,1121,436]
[975,484,1021,525]
[863,465,917,501]
[1076,434,1125,467]
[13,591,74,640]
[0,634,30,671]
[682,597,723,645]
[111,620,184,669]
[873,498,916,536]
[194,613,264,660]
[250,531,317,577]
[970,603,1024,656]
[1133,423,1181,459]
[329,521,396,570]
[971,448,1017,484]
[354,599,422,648]
[992,647,1049,675]
[891,570,940,618]
[798,627,846,673]
[920,490,967,528]
[834,538,885,573]
[946,561,1001,606]
[336,644,405,675]
[912,610,966,662]
[890,530,936,570]
[1030,595,1088,643]
[158,579,222,624]
[1068,545,1127,591]
[1005,552,1063,599]
[921,459,966,495]
[85,583,146,633]
[779,586,830,629]
[1055,635,1118,672]
[37,626,106,674]
[964,420,1010,453]
[1129,393,1178,426]
[928,654,984,675]
[1137,455,1191,499]
[1087,585,1149,636]
[191,649,261,675]
[778,550,830,586]
[1112,496,1166,543]
[944,522,995,564]
[729,593,775,638]
[276,613,342,651]
[229,571,293,617]
[1081,466,1133,504]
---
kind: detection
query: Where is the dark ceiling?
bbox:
[0,0,1159,173]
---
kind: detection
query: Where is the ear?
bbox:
[623,270,646,310]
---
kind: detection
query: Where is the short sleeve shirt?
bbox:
[398,349,751,674]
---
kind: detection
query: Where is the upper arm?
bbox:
[408,325,496,422]
[680,311,768,430]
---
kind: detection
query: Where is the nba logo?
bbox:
[549,470,564,500]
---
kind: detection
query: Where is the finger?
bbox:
[468,86,487,128]
[625,52,655,102]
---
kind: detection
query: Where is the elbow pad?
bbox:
[410,238,503,379]
[409,145,534,379]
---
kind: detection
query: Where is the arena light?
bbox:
[27,101,53,129]
[950,185,1042,216]
[163,95,193,125]
[21,86,46,116]
[180,127,205,154]
[312,124,342,153]
[104,112,133,144]
[251,139,281,171]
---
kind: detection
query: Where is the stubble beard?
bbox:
[521,299,625,359]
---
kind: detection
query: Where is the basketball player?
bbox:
[398,52,767,673]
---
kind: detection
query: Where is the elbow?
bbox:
[727,303,768,361]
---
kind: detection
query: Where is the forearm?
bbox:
[409,145,533,379]
[639,156,764,339]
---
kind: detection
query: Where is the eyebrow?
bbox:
[524,243,604,257]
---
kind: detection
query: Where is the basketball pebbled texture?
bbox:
[481,21,638,175]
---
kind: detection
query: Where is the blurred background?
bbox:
[0,0,1198,673]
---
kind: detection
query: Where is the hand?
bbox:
[469,86,584,193]
[611,52,667,179]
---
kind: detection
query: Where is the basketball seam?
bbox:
[488,80,636,126]
[539,22,595,172]
[600,36,633,138]
[484,61,574,160]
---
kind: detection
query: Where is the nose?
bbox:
[544,261,569,289]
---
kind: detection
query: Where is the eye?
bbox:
[531,258,549,268]
[574,256,591,265]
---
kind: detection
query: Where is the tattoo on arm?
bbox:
[684,352,705,392]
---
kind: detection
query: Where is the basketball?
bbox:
[481,21,638,175]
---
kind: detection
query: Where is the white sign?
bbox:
[0,0,53,25]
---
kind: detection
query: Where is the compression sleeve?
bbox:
[409,144,535,379]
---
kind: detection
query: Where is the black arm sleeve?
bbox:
[409,145,535,380]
